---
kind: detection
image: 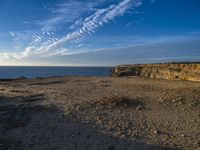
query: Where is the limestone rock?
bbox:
[113,63,200,82]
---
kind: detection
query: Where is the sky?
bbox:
[0,0,200,66]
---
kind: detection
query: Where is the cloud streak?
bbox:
[37,1,98,31]
[28,0,142,57]
[1,0,142,60]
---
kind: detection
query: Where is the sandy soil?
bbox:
[0,76,200,150]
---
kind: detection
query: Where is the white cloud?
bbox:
[1,0,143,60]
[29,0,142,56]
[36,0,99,31]
[9,31,15,37]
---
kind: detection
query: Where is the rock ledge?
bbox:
[113,63,200,82]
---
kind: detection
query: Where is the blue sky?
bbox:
[0,0,200,66]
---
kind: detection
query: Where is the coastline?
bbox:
[113,63,200,82]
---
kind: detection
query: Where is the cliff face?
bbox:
[113,63,200,82]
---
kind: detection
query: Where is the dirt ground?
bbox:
[0,76,200,150]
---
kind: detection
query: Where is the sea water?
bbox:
[0,66,113,79]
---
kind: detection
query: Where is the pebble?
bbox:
[96,116,102,124]
[136,105,143,111]
[153,129,160,135]
[181,134,185,137]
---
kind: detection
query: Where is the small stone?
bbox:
[96,116,102,124]
[153,129,160,135]
[181,134,185,137]
[153,130,158,134]
[136,105,143,111]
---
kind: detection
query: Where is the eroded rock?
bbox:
[113,63,200,82]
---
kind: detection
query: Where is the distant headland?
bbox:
[113,62,200,82]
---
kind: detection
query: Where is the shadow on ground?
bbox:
[0,95,181,150]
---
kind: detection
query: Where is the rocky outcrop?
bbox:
[113,63,200,82]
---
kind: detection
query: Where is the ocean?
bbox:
[0,66,113,79]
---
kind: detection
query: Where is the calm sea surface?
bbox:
[0,66,113,79]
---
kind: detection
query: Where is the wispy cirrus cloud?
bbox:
[1,0,143,60]
[25,0,142,57]
[36,0,101,31]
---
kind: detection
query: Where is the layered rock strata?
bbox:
[113,63,200,82]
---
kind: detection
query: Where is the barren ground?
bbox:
[0,76,200,150]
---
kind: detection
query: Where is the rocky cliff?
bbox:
[113,63,200,82]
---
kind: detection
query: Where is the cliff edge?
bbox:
[113,63,200,82]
